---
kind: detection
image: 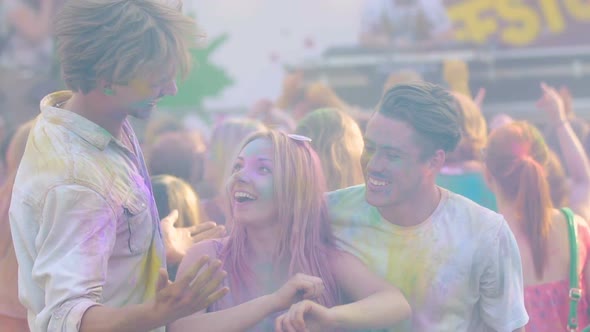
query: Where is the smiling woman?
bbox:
[169,129,411,332]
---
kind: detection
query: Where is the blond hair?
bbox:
[204,118,266,197]
[446,92,487,163]
[296,108,364,191]
[55,0,199,93]
[151,174,202,228]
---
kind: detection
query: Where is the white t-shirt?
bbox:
[327,185,529,331]
[361,0,451,43]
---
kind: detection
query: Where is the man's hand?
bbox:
[275,300,335,332]
[269,273,324,312]
[153,255,229,325]
[161,210,226,265]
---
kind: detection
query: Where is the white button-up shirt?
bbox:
[9,91,166,332]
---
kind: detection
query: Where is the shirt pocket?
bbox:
[122,187,152,254]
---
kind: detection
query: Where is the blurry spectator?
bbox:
[489,113,514,132]
[537,83,590,221]
[296,108,365,191]
[359,0,453,49]
[200,118,266,226]
[0,120,34,332]
[147,130,207,188]
[275,72,372,132]
[0,122,13,186]
[437,92,497,210]
[542,85,590,177]
[0,0,63,128]
[484,120,590,331]
[151,174,225,281]
[382,69,423,95]
[152,174,203,229]
[248,98,296,133]
[143,113,184,147]
[443,59,471,98]
[276,72,350,120]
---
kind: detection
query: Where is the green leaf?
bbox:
[159,33,234,119]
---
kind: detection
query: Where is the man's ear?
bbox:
[428,149,446,173]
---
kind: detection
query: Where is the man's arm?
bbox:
[80,257,227,332]
[31,184,118,331]
[32,184,227,332]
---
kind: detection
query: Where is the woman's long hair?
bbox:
[485,121,552,278]
[221,130,339,307]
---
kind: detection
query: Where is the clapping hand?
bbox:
[161,210,226,265]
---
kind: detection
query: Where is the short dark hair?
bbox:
[378,82,462,157]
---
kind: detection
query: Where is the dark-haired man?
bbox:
[328,82,528,331]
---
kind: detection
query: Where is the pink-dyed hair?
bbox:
[485,121,552,278]
[221,130,340,307]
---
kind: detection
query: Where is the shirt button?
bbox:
[141,203,146,208]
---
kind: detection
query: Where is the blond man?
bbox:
[9,1,228,331]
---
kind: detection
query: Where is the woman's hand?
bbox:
[275,300,335,332]
[270,273,324,311]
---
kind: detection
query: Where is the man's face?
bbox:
[112,68,178,120]
[362,112,436,208]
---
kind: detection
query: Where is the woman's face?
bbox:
[228,138,277,228]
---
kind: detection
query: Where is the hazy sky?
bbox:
[183,0,364,110]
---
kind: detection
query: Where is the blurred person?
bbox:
[437,92,497,210]
[295,108,365,191]
[147,130,207,188]
[8,1,228,331]
[327,82,528,331]
[0,120,13,186]
[442,59,487,109]
[484,120,590,331]
[152,174,226,281]
[359,0,454,49]
[0,0,63,128]
[248,98,296,133]
[381,69,422,95]
[442,59,470,98]
[169,130,411,332]
[143,113,184,148]
[200,117,266,227]
[489,113,514,132]
[537,83,590,221]
[276,72,372,132]
[0,120,34,332]
[542,84,590,180]
[275,72,350,121]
